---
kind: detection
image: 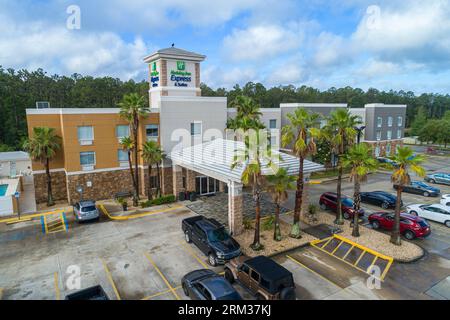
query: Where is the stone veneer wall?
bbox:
[161,167,174,196]
[161,60,168,86]
[66,169,133,204]
[367,140,403,157]
[34,171,68,204]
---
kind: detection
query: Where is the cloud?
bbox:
[202,65,256,88]
[222,23,303,62]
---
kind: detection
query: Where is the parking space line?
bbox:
[331,240,344,255]
[286,255,343,289]
[141,286,182,300]
[54,272,60,300]
[144,252,180,300]
[342,245,354,260]
[102,259,121,300]
[100,204,183,221]
[179,241,209,269]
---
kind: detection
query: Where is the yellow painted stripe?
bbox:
[141,286,182,300]
[6,218,32,225]
[144,252,180,300]
[368,256,379,273]
[286,255,342,289]
[354,250,366,266]
[0,209,68,224]
[341,245,355,260]
[331,240,344,255]
[100,204,183,221]
[334,234,393,262]
[60,213,67,232]
[102,260,121,300]
[54,272,60,300]
[43,215,48,234]
[180,241,209,269]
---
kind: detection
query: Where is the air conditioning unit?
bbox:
[79,140,94,146]
[81,165,94,172]
[36,101,50,109]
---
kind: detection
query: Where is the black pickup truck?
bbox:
[182,216,241,266]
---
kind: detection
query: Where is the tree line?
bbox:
[1,66,449,151]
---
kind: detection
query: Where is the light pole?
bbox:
[76,185,83,202]
[354,126,366,144]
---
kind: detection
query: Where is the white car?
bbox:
[406,204,450,228]
[441,194,450,207]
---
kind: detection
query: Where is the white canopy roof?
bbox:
[168,138,324,183]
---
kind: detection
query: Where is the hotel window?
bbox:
[376,130,382,141]
[386,143,392,155]
[116,125,130,141]
[388,116,393,127]
[80,152,95,171]
[118,150,128,167]
[377,117,383,128]
[191,122,202,136]
[150,176,160,188]
[269,119,277,129]
[397,129,402,139]
[319,119,327,128]
[398,116,403,127]
[146,124,159,142]
[375,146,380,157]
[78,126,94,145]
[387,130,392,140]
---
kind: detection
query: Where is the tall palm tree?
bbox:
[142,140,164,200]
[120,136,138,206]
[281,108,321,238]
[266,168,296,241]
[342,143,378,237]
[23,127,61,206]
[118,93,149,200]
[389,147,426,245]
[232,95,262,121]
[325,109,361,225]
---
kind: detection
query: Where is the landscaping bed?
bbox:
[234,219,316,258]
[308,211,424,262]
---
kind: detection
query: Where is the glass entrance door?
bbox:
[195,176,219,195]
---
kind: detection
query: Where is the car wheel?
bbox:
[343,212,350,220]
[184,231,192,243]
[404,230,415,240]
[423,191,430,197]
[410,211,418,216]
[371,220,380,229]
[320,203,327,210]
[279,287,296,300]
[208,253,218,267]
[445,221,450,228]
[381,202,389,209]
[224,269,235,284]
[182,283,189,296]
[430,179,436,184]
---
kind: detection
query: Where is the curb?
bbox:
[393,243,427,264]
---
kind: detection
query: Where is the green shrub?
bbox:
[262,215,275,231]
[243,217,253,230]
[141,195,176,208]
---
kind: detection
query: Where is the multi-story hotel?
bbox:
[26,47,406,207]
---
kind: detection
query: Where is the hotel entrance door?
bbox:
[195,176,220,195]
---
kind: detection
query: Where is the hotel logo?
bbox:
[177,61,186,71]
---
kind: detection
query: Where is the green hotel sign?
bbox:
[171,61,192,87]
[177,61,185,71]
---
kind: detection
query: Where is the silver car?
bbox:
[73,200,100,222]
[424,173,450,186]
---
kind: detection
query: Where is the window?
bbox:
[398,116,403,127]
[377,117,383,128]
[397,129,402,139]
[80,152,95,171]
[240,264,249,275]
[386,143,391,155]
[78,126,94,145]
[376,131,382,141]
[250,270,260,282]
[269,119,277,129]
[375,146,380,157]
[191,122,202,136]
[146,124,159,142]
[116,125,129,140]
[118,150,128,167]
[387,130,392,140]
[388,116,393,127]
[150,176,159,188]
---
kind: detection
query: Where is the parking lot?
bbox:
[0,155,449,300]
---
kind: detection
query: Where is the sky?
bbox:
[0,0,449,94]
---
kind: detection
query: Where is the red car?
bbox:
[368,212,431,240]
[319,192,365,220]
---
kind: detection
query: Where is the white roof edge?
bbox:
[26,108,121,115]
[143,53,206,63]
[227,108,280,113]
[364,104,407,108]
[280,103,348,108]
[0,151,30,161]
[160,96,227,103]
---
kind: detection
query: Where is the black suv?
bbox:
[182,216,241,266]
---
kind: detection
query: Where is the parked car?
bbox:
[182,269,242,300]
[319,192,365,220]
[394,181,440,197]
[65,285,109,300]
[406,204,450,228]
[424,173,450,186]
[368,212,431,240]
[360,191,402,209]
[377,157,399,168]
[182,216,241,266]
[224,255,296,300]
[441,194,450,207]
[73,200,100,222]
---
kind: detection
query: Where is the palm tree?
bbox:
[118,93,149,200]
[389,147,426,245]
[120,136,138,206]
[342,143,378,237]
[232,95,262,121]
[266,168,296,241]
[142,140,164,200]
[23,127,61,206]
[325,109,361,225]
[281,108,321,238]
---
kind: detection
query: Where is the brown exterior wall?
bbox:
[160,60,168,87]
[195,63,201,88]
[161,167,173,196]
[34,171,68,204]
[366,140,403,157]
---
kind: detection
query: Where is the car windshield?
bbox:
[342,198,353,207]
[418,220,429,228]
[414,182,428,188]
[81,206,96,212]
[207,228,230,242]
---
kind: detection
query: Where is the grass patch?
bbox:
[310,167,351,179]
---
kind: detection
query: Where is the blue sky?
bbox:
[1,0,449,94]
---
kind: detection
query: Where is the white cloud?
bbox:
[202,65,256,88]
[222,23,303,62]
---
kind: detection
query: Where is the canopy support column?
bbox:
[228,181,243,236]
